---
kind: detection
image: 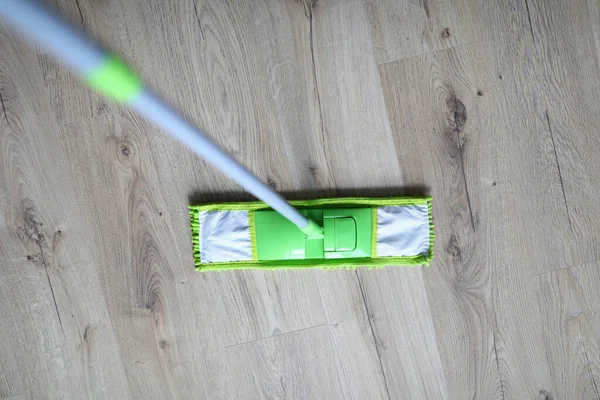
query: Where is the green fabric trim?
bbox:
[249,210,258,261]
[371,206,378,257]
[189,255,430,271]
[190,205,201,266]
[188,196,434,271]
[86,55,142,103]
[192,196,431,211]
[428,198,435,263]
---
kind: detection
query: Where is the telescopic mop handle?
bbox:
[0,0,324,238]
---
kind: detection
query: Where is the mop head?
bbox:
[189,197,434,271]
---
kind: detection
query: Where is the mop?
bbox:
[0,0,434,271]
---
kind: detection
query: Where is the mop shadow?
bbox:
[188,185,429,205]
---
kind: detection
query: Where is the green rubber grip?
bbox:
[86,55,142,103]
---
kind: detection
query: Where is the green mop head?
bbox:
[189,197,434,271]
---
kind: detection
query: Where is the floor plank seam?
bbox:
[223,323,329,349]
[492,331,506,400]
[2,394,26,400]
[530,258,600,278]
[421,0,430,19]
[354,270,392,400]
[39,243,66,341]
[0,90,10,126]
[55,108,115,128]
[545,110,573,230]
[191,0,206,40]
[376,40,481,67]
[74,0,87,33]
[524,0,535,41]
[305,1,328,162]
[579,320,600,399]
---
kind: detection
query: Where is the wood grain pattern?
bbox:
[0,26,131,399]
[365,0,479,64]
[224,325,348,399]
[246,0,333,193]
[357,268,448,398]
[376,0,600,399]
[37,0,114,125]
[2,0,600,398]
[314,270,391,400]
[526,0,600,268]
[309,0,402,191]
[535,262,600,400]
[379,42,503,399]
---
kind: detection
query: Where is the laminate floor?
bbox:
[1,0,599,399]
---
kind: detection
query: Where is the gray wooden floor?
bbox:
[1,0,600,399]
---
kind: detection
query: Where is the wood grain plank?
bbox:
[116,0,328,344]
[470,0,600,277]
[224,324,349,400]
[209,270,327,347]
[240,3,409,398]
[365,0,480,64]
[460,1,600,397]
[3,0,600,398]
[376,0,597,384]
[308,1,459,397]
[315,270,392,400]
[36,0,116,125]
[535,262,600,400]
[379,43,504,398]
[57,112,326,398]
[245,0,334,193]
[0,395,26,400]
[378,0,600,394]
[0,254,25,399]
[590,0,600,66]
[310,0,403,191]
[525,0,600,268]
[120,0,296,194]
[357,268,448,398]
[57,110,229,399]
[288,2,411,397]
[0,25,132,399]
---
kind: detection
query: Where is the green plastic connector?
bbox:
[300,219,324,239]
[86,55,142,103]
[254,207,372,261]
[322,208,371,259]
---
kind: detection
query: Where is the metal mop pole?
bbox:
[0,0,324,237]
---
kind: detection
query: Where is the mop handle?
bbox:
[0,0,325,237]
